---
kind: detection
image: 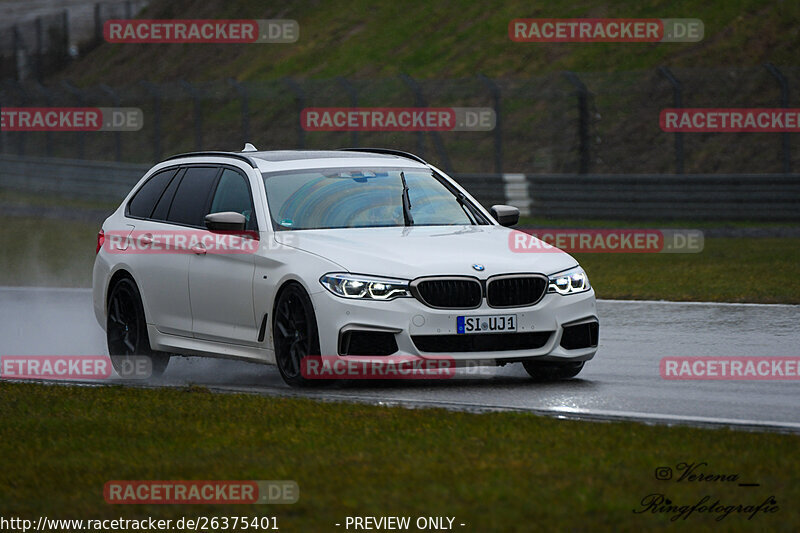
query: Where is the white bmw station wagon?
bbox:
[93,146,599,386]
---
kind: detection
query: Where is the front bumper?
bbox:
[310,287,599,364]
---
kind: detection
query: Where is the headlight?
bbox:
[320,273,412,301]
[548,267,591,295]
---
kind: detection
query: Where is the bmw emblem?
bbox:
[472,264,485,271]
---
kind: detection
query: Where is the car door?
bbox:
[142,165,222,336]
[189,166,259,345]
[122,167,195,337]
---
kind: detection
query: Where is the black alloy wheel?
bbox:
[107,278,169,378]
[273,283,324,387]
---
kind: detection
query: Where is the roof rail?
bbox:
[161,151,257,168]
[339,148,428,165]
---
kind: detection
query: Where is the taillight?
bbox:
[96,229,105,254]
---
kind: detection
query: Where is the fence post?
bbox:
[400,74,453,171]
[99,83,123,161]
[35,17,44,81]
[336,76,359,147]
[12,25,23,81]
[563,72,590,174]
[94,3,103,43]
[61,80,86,158]
[0,85,5,154]
[8,80,26,155]
[658,66,684,174]
[227,78,250,146]
[478,74,502,175]
[282,78,305,149]
[764,62,791,174]
[34,82,55,157]
[0,80,23,155]
[399,73,426,159]
[140,81,162,161]
[61,10,70,62]
[180,80,203,150]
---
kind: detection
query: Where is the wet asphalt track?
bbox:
[1,287,799,433]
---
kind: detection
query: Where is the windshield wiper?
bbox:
[428,171,485,225]
[400,171,414,226]
[454,190,480,224]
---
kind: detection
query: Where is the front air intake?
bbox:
[412,331,553,353]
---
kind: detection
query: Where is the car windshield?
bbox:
[262,167,482,230]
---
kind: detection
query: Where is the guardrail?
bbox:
[1,155,798,221]
[522,173,800,220]
[0,154,148,200]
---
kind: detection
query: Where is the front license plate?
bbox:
[456,315,518,334]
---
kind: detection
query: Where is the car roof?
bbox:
[250,150,401,162]
[160,149,431,173]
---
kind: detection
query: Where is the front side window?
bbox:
[209,169,257,230]
[262,168,482,230]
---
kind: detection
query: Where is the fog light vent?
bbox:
[339,330,398,356]
[559,321,599,350]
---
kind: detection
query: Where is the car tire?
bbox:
[522,360,585,381]
[273,283,325,388]
[106,278,169,378]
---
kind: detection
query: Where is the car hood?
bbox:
[273,225,577,279]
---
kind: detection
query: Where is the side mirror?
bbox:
[490,205,520,227]
[205,211,247,232]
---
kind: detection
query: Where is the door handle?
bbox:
[139,233,153,245]
[190,243,207,255]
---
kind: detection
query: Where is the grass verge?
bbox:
[575,237,800,304]
[2,214,799,303]
[68,0,800,82]
[0,189,118,211]
[0,216,98,287]
[0,382,797,531]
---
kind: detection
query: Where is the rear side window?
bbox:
[151,168,184,221]
[127,169,177,218]
[166,167,220,227]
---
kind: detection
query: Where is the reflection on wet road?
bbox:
[1,287,798,432]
